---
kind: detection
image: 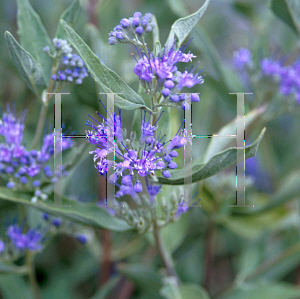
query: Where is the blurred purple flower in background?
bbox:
[261,58,300,103]
[233,48,252,70]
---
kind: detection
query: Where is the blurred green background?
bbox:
[1,0,300,298]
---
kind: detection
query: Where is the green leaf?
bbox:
[61,20,148,111]
[0,275,33,299]
[152,15,160,47]
[271,0,300,35]
[55,0,81,39]
[0,262,27,275]
[5,31,46,96]
[117,263,164,298]
[179,284,210,299]
[216,206,290,239]
[164,0,211,50]
[203,105,267,163]
[241,242,300,282]
[161,281,210,299]
[239,170,300,216]
[223,282,300,299]
[90,276,121,299]
[158,128,266,185]
[16,0,53,83]
[0,187,131,232]
[161,213,189,255]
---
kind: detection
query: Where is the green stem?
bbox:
[154,223,179,281]
[31,60,57,150]
[31,104,48,150]
[204,219,214,293]
[26,251,42,299]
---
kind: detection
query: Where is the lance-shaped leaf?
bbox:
[16,0,53,83]
[203,104,267,163]
[164,0,211,51]
[271,0,300,35]
[158,127,266,185]
[55,0,81,39]
[0,187,131,232]
[61,20,149,111]
[5,31,46,96]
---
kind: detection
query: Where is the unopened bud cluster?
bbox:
[109,12,155,45]
[44,38,89,84]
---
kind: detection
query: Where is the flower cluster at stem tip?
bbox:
[109,12,203,110]
[0,104,72,202]
[109,12,155,45]
[43,38,89,84]
[86,101,192,232]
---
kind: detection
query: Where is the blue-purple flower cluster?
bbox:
[0,104,72,200]
[133,43,203,109]
[86,104,186,198]
[44,38,89,84]
[109,12,154,45]
[0,215,90,256]
[261,58,300,103]
[5,224,43,251]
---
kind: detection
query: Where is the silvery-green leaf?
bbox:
[158,128,266,185]
[164,0,211,51]
[271,0,300,35]
[203,105,267,163]
[5,31,46,97]
[61,20,149,111]
[55,0,81,39]
[0,187,131,232]
[16,0,53,83]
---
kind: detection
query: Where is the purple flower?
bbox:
[135,26,144,35]
[6,224,43,251]
[133,43,204,107]
[77,235,88,244]
[133,180,143,193]
[87,106,186,199]
[167,129,186,151]
[0,239,4,253]
[162,170,171,178]
[176,202,189,217]
[52,218,61,227]
[233,48,252,70]
[49,40,89,84]
[0,104,73,192]
[261,57,300,103]
[121,18,130,28]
